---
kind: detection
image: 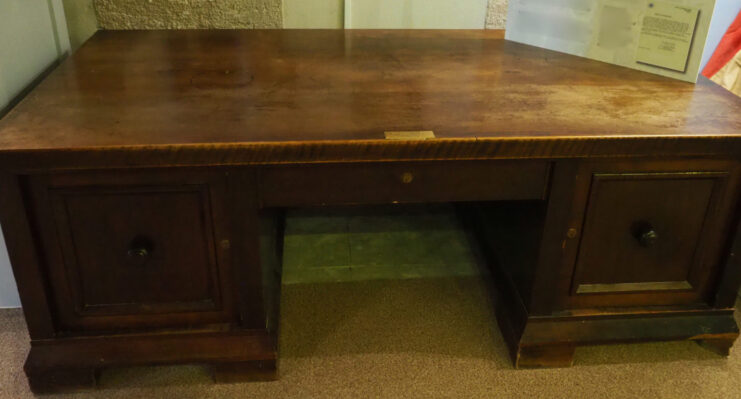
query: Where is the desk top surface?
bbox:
[0,29,740,157]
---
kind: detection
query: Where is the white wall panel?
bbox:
[345,0,489,29]
[0,0,69,308]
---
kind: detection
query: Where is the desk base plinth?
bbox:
[491,274,740,369]
[23,329,276,394]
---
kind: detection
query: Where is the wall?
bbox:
[344,0,489,29]
[0,0,68,111]
[93,0,508,29]
[95,0,281,29]
[486,0,508,29]
[0,230,17,309]
[0,0,70,308]
[62,0,98,50]
[283,0,344,28]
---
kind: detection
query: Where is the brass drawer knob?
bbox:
[127,248,150,258]
[631,221,658,247]
[127,236,154,261]
[401,172,414,184]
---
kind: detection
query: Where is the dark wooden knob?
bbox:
[631,222,658,247]
[127,236,154,260]
[127,248,149,258]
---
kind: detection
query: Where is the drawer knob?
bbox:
[632,222,658,247]
[127,236,154,260]
[127,248,149,258]
[401,172,414,184]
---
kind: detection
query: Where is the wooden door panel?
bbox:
[573,173,721,293]
[51,186,218,313]
[561,160,741,309]
[28,169,236,332]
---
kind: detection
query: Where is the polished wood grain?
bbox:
[573,171,732,298]
[259,160,549,207]
[471,208,741,367]
[557,160,741,310]
[26,169,236,332]
[25,329,275,393]
[715,215,741,308]
[0,30,740,171]
[0,175,57,339]
[516,344,576,369]
[465,160,741,368]
[3,30,741,390]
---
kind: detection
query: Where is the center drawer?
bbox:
[258,161,550,207]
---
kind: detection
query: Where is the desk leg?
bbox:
[697,337,736,356]
[515,344,576,368]
[211,205,281,384]
[25,365,99,394]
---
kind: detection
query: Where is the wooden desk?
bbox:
[2,30,741,393]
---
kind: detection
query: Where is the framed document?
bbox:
[636,2,700,72]
[505,0,716,83]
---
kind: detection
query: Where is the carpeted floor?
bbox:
[1,278,740,398]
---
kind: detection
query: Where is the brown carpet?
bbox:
[2,277,741,398]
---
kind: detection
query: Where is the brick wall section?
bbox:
[486,0,508,29]
[93,0,506,30]
[94,0,281,29]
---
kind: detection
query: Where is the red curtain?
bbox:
[702,12,741,96]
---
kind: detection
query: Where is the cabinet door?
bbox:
[28,169,236,332]
[565,161,740,308]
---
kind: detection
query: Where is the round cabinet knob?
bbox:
[401,172,414,184]
[127,236,154,261]
[127,248,150,258]
[631,221,658,247]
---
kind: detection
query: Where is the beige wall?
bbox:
[91,0,507,30]
[283,0,343,29]
[62,0,98,50]
[94,0,281,29]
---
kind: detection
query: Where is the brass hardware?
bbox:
[384,130,435,140]
[127,248,149,258]
[577,280,691,294]
[127,236,154,261]
[401,172,414,184]
[632,221,658,247]
[566,228,578,239]
[220,239,231,250]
